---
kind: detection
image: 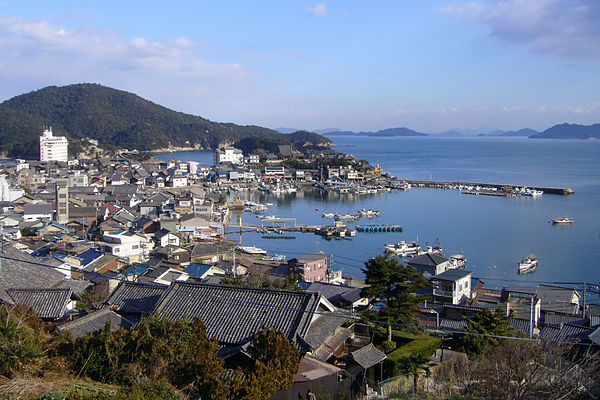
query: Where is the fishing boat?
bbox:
[551,217,574,224]
[518,254,538,273]
[238,246,268,255]
[384,240,420,254]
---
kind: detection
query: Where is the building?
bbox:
[431,269,473,305]
[55,179,69,224]
[40,127,69,162]
[214,146,243,165]
[407,253,450,277]
[288,253,330,283]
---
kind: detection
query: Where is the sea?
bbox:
[154,136,600,297]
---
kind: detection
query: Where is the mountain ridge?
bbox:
[0,84,333,158]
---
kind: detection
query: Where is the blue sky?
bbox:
[0,1,598,132]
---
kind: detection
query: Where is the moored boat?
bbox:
[384,240,420,254]
[518,254,538,273]
[552,217,574,224]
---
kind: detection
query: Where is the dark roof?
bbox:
[0,245,67,302]
[351,343,387,369]
[510,318,532,335]
[303,312,349,350]
[106,281,169,314]
[433,269,472,282]
[406,253,448,267]
[306,282,356,301]
[6,288,72,320]
[296,253,328,264]
[183,263,213,279]
[58,307,133,339]
[539,323,594,342]
[439,318,468,330]
[543,313,587,327]
[537,284,580,314]
[23,203,54,215]
[588,327,600,345]
[153,282,321,346]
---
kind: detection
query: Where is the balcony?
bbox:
[433,289,454,298]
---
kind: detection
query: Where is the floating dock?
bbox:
[357,224,403,232]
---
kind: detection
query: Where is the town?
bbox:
[0,128,599,399]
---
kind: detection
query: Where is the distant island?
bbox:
[317,124,599,140]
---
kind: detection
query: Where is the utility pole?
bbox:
[529,295,534,338]
[232,246,237,278]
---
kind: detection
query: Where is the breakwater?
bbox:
[397,179,574,195]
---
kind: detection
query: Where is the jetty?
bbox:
[396,179,574,195]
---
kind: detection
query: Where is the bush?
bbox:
[381,340,397,353]
[384,334,441,378]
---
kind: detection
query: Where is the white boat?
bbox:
[519,254,538,273]
[552,217,574,224]
[448,254,467,268]
[385,240,420,254]
[321,212,335,218]
[238,246,268,255]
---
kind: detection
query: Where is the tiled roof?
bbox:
[407,253,448,267]
[588,327,600,345]
[6,288,72,320]
[543,313,587,327]
[510,318,532,335]
[106,281,169,314]
[303,312,348,350]
[153,282,321,346]
[0,245,67,302]
[351,343,387,369]
[433,269,472,282]
[439,318,468,330]
[58,308,133,339]
[539,323,593,342]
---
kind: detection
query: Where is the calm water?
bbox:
[155,137,600,292]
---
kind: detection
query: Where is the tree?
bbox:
[361,254,429,341]
[450,307,514,356]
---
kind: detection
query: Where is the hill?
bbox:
[0,84,333,158]
[530,123,600,139]
[324,127,427,137]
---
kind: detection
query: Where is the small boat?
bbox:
[519,254,538,273]
[552,217,574,224]
[448,254,467,268]
[238,246,268,255]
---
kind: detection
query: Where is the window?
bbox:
[132,245,139,250]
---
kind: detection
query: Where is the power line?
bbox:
[0,252,598,347]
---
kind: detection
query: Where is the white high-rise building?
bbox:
[214,146,244,165]
[40,127,68,162]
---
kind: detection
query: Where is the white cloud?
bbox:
[437,0,600,60]
[307,3,328,17]
[0,15,252,119]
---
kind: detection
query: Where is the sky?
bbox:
[0,0,599,133]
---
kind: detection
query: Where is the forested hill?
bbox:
[0,84,333,158]
[530,123,600,139]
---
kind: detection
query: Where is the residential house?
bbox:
[288,253,330,283]
[407,253,450,277]
[101,229,154,262]
[431,269,473,305]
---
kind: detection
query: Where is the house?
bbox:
[137,265,189,286]
[190,242,231,264]
[154,228,181,247]
[153,245,190,264]
[0,245,69,303]
[407,253,449,277]
[500,286,541,330]
[183,263,226,280]
[23,203,54,222]
[101,229,154,261]
[306,282,369,312]
[431,269,473,305]
[214,146,244,165]
[288,253,330,283]
[536,284,580,314]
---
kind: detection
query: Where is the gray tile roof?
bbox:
[351,343,387,369]
[106,281,169,314]
[303,312,349,350]
[58,308,133,339]
[543,313,587,327]
[433,269,472,282]
[407,253,448,267]
[6,288,72,320]
[588,327,600,345]
[439,318,468,330]
[0,245,67,302]
[153,282,321,346]
[539,323,593,342]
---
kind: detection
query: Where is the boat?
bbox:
[384,240,420,254]
[448,254,467,268]
[238,246,268,255]
[552,217,574,224]
[518,254,538,273]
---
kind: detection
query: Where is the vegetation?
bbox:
[0,305,300,400]
[361,254,429,341]
[0,83,332,158]
[450,307,515,356]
